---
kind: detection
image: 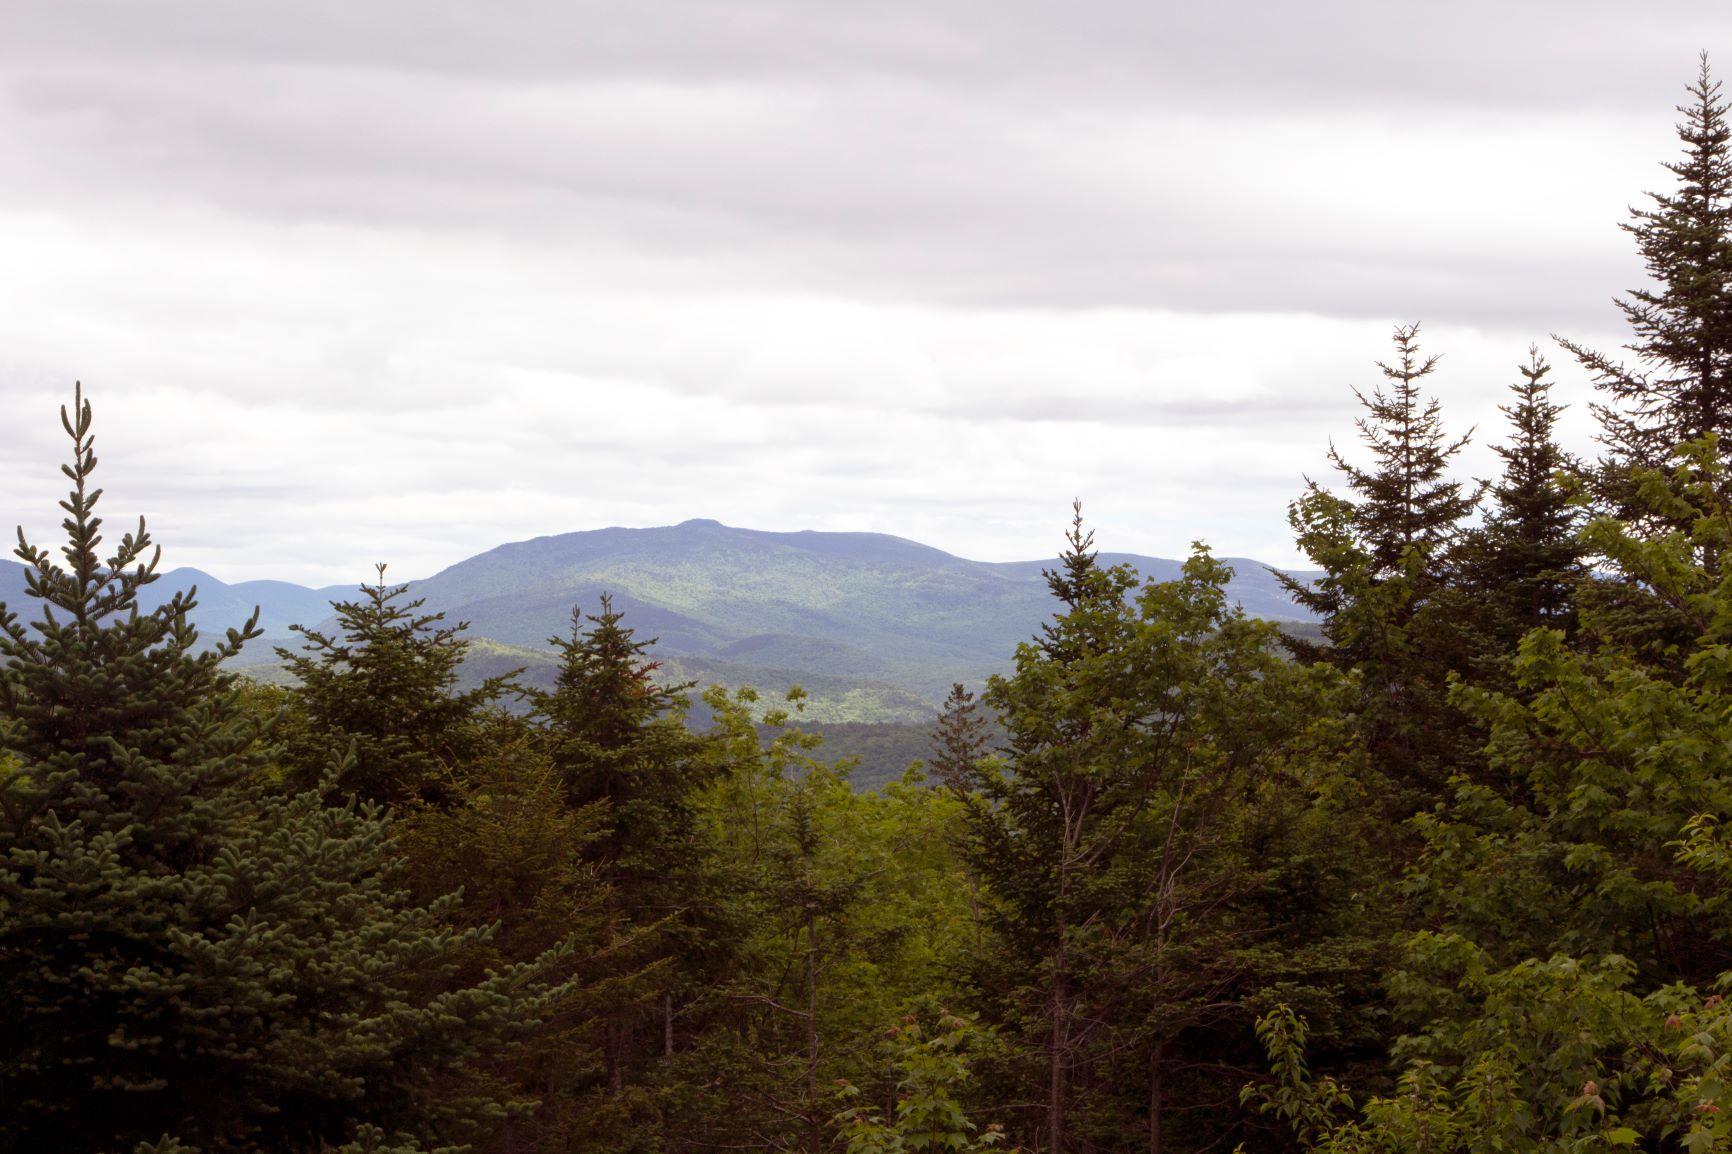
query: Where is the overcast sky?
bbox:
[1,3,1729,585]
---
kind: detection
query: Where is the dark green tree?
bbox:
[1247,437,1732,1154]
[1279,324,1481,802]
[277,565,515,807]
[928,682,989,795]
[1459,348,1585,650]
[0,386,560,1154]
[964,509,1376,1154]
[528,596,716,1127]
[1560,54,1732,512]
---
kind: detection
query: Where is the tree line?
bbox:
[8,53,1732,1154]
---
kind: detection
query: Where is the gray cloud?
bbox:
[0,3,1715,582]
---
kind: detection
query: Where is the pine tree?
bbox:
[1279,324,1481,802]
[1462,349,1585,647]
[394,736,617,1154]
[0,386,561,1154]
[928,682,989,794]
[1291,323,1477,595]
[1560,53,1732,501]
[533,595,707,861]
[1250,440,1732,1154]
[277,565,515,807]
[527,596,716,1128]
[964,510,1373,1154]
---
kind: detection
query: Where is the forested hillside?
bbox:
[1,522,1319,723]
[10,56,1732,1154]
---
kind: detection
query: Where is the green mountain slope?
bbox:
[400,519,1318,703]
[1,520,1319,720]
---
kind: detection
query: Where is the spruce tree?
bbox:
[964,511,1373,1154]
[1560,53,1732,502]
[928,682,989,794]
[1462,349,1585,647]
[528,596,715,1124]
[1279,324,1480,801]
[1296,323,1477,591]
[277,566,515,807]
[0,386,560,1154]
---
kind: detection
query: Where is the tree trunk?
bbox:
[1149,1039,1165,1154]
[1048,914,1068,1154]
[607,1022,625,1096]
[807,905,822,1154]
[664,991,675,1057]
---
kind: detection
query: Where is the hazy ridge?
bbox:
[0,519,1318,723]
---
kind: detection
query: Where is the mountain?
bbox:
[0,521,1320,721]
[0,560,354,655]
[396,519,1319,710]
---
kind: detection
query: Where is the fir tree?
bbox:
[964,511,1372,1154]
[1560,53,1732,502]
[277,565,515,807]
[1463,349,1585,646]
[928,682,989,795]
[0,386,560,1154]
[1279,324,1481,802]
[528,596,715,1122]
[1293,323,1477,594]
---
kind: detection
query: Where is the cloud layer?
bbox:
[1,3,1725,583]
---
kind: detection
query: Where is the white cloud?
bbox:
[0,2,1712,583]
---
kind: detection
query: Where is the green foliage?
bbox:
[963,507,1380,1152]
[834,1008,1011,1154]
[28,56,1732,1154]
[0,387,560,1154]
[928,682,990,794]
[658,684,977,1152]
[1415,437,1732,985]
[1252,438,1732,1152]
[277,564,516,807]
[1562,54,1732,507]
[1280,324,1482,806]
[1459,348,1586,650]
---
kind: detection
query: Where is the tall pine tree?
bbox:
[1279,324,1480,802]
[528,596,717,1134]
[1560,54,1732,516]
[928,682,990,795]
[965,510,1374,1154]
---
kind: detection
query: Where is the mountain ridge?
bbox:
[0,519,1320,720]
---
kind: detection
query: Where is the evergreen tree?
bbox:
[1247,436,1732,1153]
[1283,324,1477,607]
[1560,54,1732,507]
[965,510,1377,1154]
[532,595,708,873]
[526,596,719,1142]
[394,736,618,1154]
[277,566,515,807]
[1459,349,1585,651]
[0,386,560,1154]
[1279,324,1480,801]
[928,682,989,795]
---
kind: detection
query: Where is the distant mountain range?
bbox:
[0,520,1320,723]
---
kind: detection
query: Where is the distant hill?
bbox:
[0,560,353,656]
[0,520,1320,721]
